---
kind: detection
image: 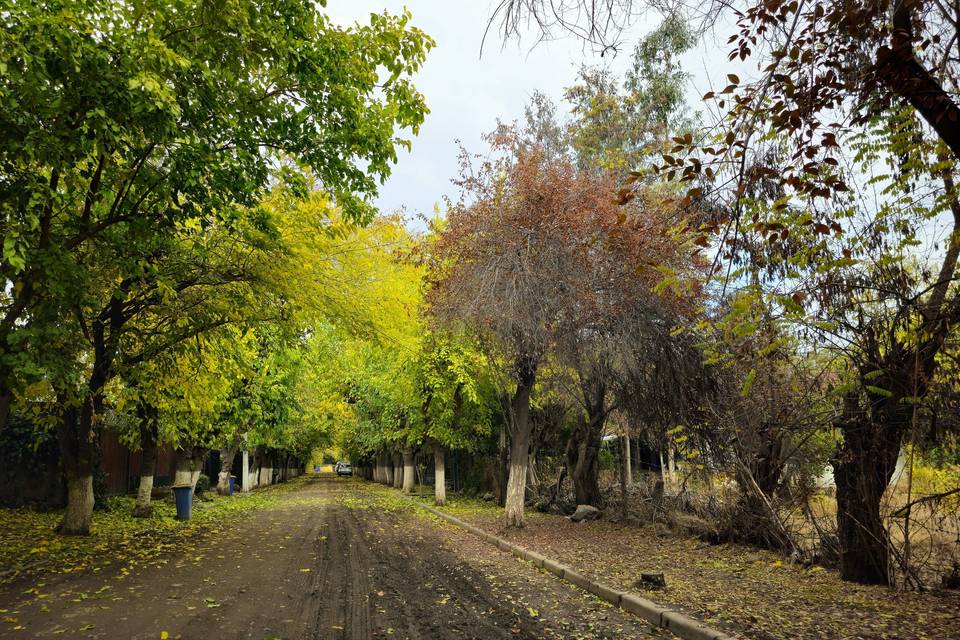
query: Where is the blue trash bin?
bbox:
[172,485,193,520]
[228,476,236,495]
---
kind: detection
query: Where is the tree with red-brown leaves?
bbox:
[555,187,704,508]
[430,124,700,524]
[430,138,583,527]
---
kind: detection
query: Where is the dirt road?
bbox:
[0,476,669,639]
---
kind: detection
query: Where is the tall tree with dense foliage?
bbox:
[564,15,695,175]
[556,186,701,506]
[414,332,494,505]
[490,0,960,586]
[430,141,573,526]
[0,0,432,533]
[429,125,697,524]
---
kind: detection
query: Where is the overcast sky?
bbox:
[326,1,732,223]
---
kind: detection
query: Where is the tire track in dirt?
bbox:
[308,480,547,639]
[345,510,373,640]
[170,491,328,640]
[313,505,376,639]
[322,479,670,639]
[369,516,522,640]
[321,481,640,640]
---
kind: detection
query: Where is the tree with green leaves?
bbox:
[564,15,695,175]
[409,330,495,504]
[1,0,432,534]
[54,184,294,532]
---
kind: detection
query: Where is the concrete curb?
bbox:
[404,495,737,640]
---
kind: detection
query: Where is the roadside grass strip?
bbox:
[0,478,303,587]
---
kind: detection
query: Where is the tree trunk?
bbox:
[217,441,239,495]
[874,1,960,163]
[392,451,403,489]
[402,448,415,494]
[58,278,130,534]
[619,434,629,519]
[504,356,536,527]
[61,474,95,535]
[731,424,792,548]
[832,394,904,585]
[173,445,204,491]
[623,434,632,486]
[526,450,539,491]
[569,424,603,506]
[496,422,509,507]
[667,442,677,486]
[504,423,531,527]
[55,399,96,535]
[566,373,608,507]
[434,445,447,506]
[834,453,893,585]
[241,446,249,492]
[385,451,394,486]
[191,449,205,490]
[133,465,155,518]
[735,424,786,502]
[548,464,566,509]
[133,416,158,518]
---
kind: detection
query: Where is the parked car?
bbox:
[336,462,352,476]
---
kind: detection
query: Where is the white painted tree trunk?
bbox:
[392,452,403,489]
[504,365,535,528]
[173,459,194,486]
[241,447,249,492]
[434,446,446,506]
[133,438,158,518]
[173,448,203,493]
[217,444,238,495]
[60,475,94,535]
[504,434,530,527]
[667,442,677,486]
[623,435,632,486]
[402,448,416,494]
[134,473,154,517]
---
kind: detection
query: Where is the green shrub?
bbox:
[195,474,211,495]
[599,446,616,472]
